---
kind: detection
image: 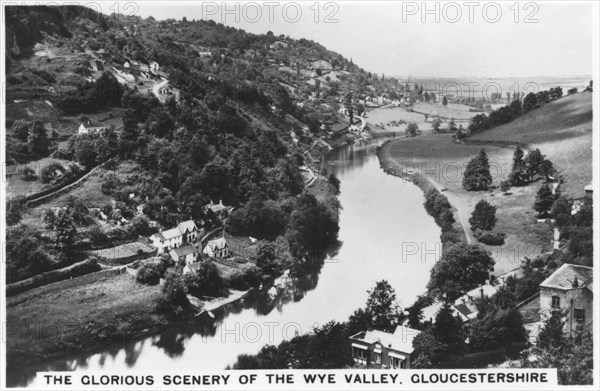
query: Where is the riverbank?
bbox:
[376,139,468,248]
[5,272,254,377]
[376,133,553,275]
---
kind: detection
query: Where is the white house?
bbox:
[150,219,199,253]
[169,244,199,265]
[78,123,108,134]
[349,325,421,369]
[177,219,200,243]
[539,264,593,334]
[150,61,160,72]
[203,237,229,259]
[150,227,183,253]
[204,200,232,216]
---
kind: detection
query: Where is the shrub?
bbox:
[477,231,506,246]
[136,263,161,285]
[41,162,66,183]
[469,200,497,231]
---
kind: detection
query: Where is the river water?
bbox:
[12,140,441,387]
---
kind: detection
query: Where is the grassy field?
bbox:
[469,91,593,197]
[412,101,477,120]
[366,102,477,135]
[6,273,178,367]
[6,157,78,199]
[377,93,592,275]
[92,242,156,263]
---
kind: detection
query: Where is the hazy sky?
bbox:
[135,1,596,78]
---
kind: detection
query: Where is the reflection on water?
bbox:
[12,139,440,387]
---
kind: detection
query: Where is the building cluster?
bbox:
[149,219,231,275]
[350,263,593,368]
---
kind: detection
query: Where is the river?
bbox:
[13,139,441,387]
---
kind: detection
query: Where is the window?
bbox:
[574,308,585,322]
[391,357,405,369]
[374,353,381,364]
[551,296,560,308]
[353,347,367,361]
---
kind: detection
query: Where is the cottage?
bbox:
[183,261,203,275]
[204,200,230,215]
[539,264,593,334]
[150,227,183,253]
[78,123,108,134]
[178,219,200,243]
[349,326,421,369]
[169,244,199,265]
[139,61,150,72]
[203,237,229,259]
[150,219,199,253]
[452,281,498,322]
[150,61,160,72]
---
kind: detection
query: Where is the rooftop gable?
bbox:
[540,263,593,290]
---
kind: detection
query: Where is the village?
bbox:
[3,5,595,387]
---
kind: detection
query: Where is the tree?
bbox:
[160,270,189,307]
[537,310,568,351]
[52,208,77,251]
[522,92,538,113]
[365,280,401,332]
[509,99,522,117]
[469,199,497,231]
[462,149,492,191]
[447,118,457,131]
[539,158,555,180]
[516,337,593,385]
[432,303,465,356]
[411,328,445,368]
[7,201,23,226]
[534,183,555,217]
[431,118,441,133]
[137,263,161,285]
[184,261,224,297]
[550,195,572,227]
[509,146,529,186]
[427,243,494,300]
[27,121,50,157]
[524,148,545,178]
[469,307,527,352]
[255,241,279,275]
[406,122,418,137]
[442,95,448,106]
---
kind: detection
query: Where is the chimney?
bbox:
[219,199,223,206]
[573,277,579,288]
[480,287,484,298]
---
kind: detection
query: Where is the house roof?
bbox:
[150,232,165,241]
[161,227,183,240]
[206,237,227,250]
[185,262,202,273]
[350,326,420,354]
[455,283,498,305]
[177,220,197,234]
[540,263,593,291]
[170,244,198,257]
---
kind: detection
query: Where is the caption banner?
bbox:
[36,369,558,390]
